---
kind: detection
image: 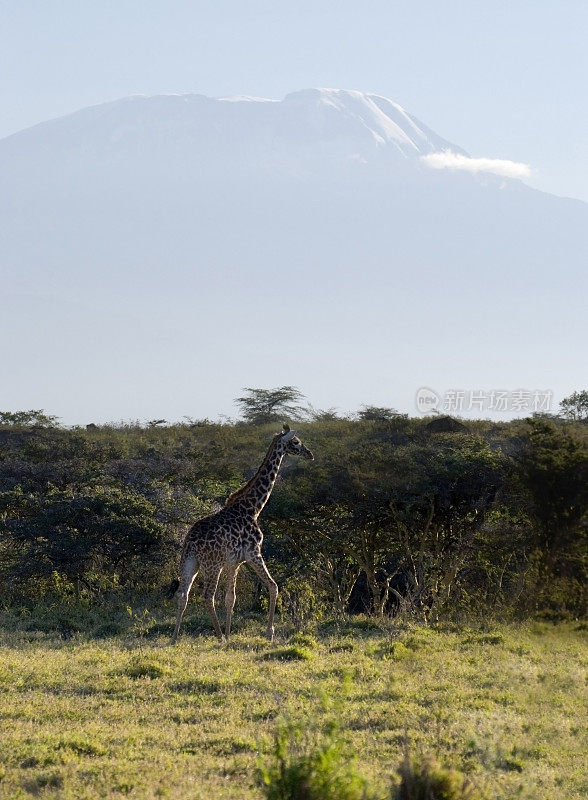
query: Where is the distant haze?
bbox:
[2,89,587,424]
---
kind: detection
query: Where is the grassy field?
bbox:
[0,611,586,799]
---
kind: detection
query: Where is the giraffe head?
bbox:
[279,424,314,460]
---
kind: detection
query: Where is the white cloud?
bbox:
[421,150,531,179]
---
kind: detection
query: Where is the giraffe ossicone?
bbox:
[170,426,314,644]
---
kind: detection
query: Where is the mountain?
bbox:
[0,88,464,168]
[1,89,586,422]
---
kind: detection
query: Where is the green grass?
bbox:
[0,616,586,799]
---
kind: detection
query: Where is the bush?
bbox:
[394,755,482,800]
[259,720,371,800]
[1,485,175,594]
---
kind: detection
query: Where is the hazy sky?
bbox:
[2,0,587,202]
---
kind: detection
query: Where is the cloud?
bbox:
[421,151,531,179]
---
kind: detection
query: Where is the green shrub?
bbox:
[1,413,585,618]
[280,576,321,631]
[1,485,174,594]
[289,632,319,650]
[372,641,411,661]
[259,720,371,800]
[394,755,481,800]
[262,646,313,662]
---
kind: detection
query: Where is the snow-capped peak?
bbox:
[0,88,464,166]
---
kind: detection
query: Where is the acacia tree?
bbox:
[268,427,508,617]
[234,386,307,425]
[379,437,507,617]
[357,405,403,422]
[317,435,508,617]
[280,505,362,615]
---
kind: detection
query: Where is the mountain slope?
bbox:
[1,90,586,422]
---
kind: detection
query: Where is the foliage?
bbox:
[259,718,370,800]
[394,755,481,800]
[309,407,346,422]
[519,420,588,564]
[357,405,404,421]
[0,485,174,594]
[235,386,308,424]
[559,390,588,422]
[0,407,585,617]
[0,409,58,427]
[262,645,314,661]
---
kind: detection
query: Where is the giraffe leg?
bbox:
[247,553,278,642]
[224,563,241,640]
[171,556,198,645]
[202,565,224,641]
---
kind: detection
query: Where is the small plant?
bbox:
[262,645,313,662]
[394,755,481,800]
[372,641,411,661]
[124,655,167,679]
[259,719,371,800]
[288,632,319,650]
[127,607,153,648]
[280,577,320,632]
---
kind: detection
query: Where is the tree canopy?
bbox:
[234,386,307,425]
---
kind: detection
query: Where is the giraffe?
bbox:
[170,425,314,644]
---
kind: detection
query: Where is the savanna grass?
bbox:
[0,615,586,799]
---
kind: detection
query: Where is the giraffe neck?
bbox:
[225,437,285,518]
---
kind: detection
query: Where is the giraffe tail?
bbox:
[164,578,180,599]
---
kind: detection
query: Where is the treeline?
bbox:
[0,395,586,621]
